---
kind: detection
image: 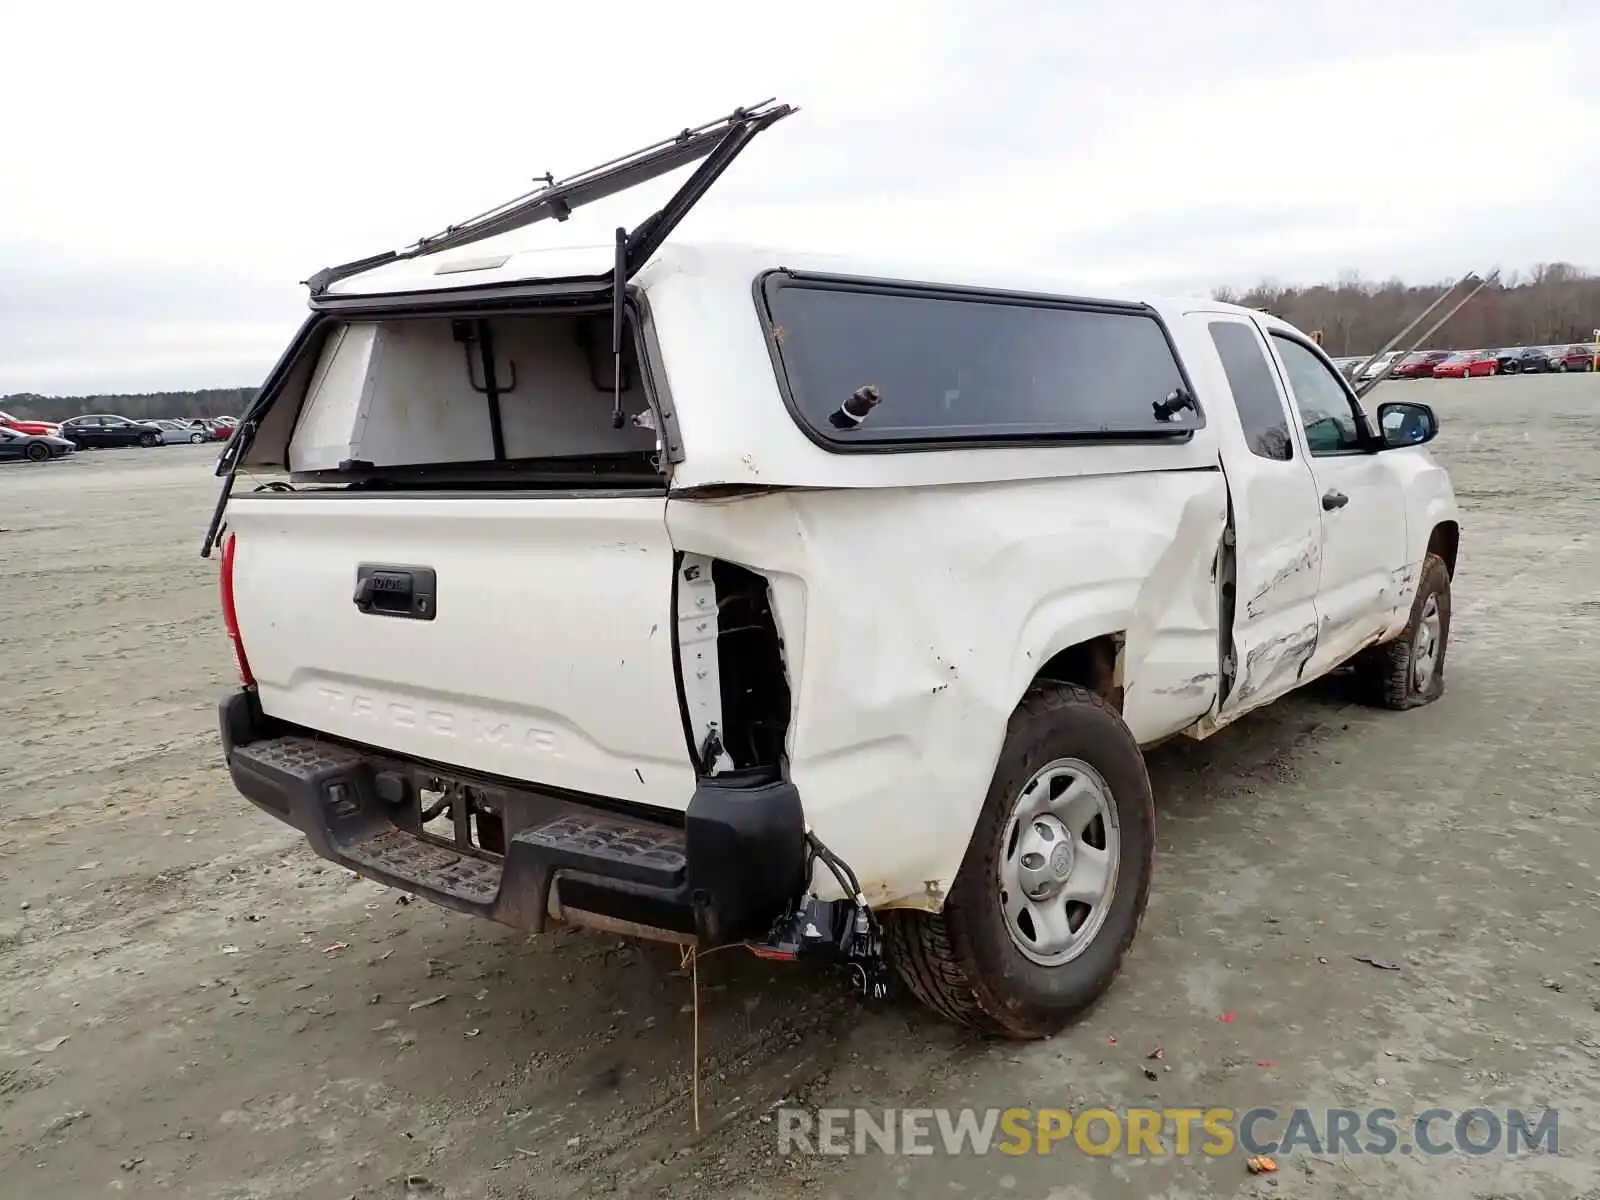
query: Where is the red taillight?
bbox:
[219,532,255,686]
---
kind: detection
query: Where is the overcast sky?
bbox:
[4,0,1598,395]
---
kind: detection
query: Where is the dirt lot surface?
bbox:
[3,374,1599,1199]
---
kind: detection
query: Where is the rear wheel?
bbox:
[139,431,158,447]
[24,442,49,462]
[884,683,1155,1039]
[1355,552,1451,710]
[189,432,205,443]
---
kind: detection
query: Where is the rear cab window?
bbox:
[758,274,1202,448]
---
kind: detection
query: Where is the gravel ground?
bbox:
[1,373,1598,1199]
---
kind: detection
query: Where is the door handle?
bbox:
[353,564,437,620]
[1322,490,1349,511]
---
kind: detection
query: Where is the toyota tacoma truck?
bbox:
[204,101,1460,1039]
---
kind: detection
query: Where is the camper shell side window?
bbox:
[756,271,1204,452]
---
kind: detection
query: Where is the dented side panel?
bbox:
[1385,451,1459,636]
[666,470,1227,910]
[1170,310,1328,726]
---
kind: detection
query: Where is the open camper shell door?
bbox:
[304,98,797,298]
[202,99,797,556]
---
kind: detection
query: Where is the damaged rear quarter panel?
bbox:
[666,469,1226,911]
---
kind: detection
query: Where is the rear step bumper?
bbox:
[217,689,806,946]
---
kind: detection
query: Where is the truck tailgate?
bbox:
[225,494,696,806]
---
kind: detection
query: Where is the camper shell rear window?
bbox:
[757,272,1203,451]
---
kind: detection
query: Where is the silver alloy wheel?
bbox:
[997,757,1121,967]
[1413,593,1441,691]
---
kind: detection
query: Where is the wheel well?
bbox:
[1033,634,1123,711]
[1428,521,1459,577]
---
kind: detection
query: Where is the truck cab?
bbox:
[207,103,1460,1039]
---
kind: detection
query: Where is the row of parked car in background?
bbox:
[3,335,1590,465]
[0,411,237,461]
[1333,342,1600,381]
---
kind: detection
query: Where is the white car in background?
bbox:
[152,419,212,445]
[1358,350,1404,381]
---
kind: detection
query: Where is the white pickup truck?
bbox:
[206,102,1459,1039]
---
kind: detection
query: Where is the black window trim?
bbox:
[1265,328,1378,459]
[754,268,1206,455]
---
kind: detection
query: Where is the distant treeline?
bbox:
[0,386,256,423]
[1216,262,1600,356]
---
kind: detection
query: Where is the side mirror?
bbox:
[1376,400,1439,448]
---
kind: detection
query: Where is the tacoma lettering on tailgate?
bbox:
[314,688,563,755]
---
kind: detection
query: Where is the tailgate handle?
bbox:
[353,564,437,621]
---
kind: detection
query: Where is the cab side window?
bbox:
[1208,320,1292,461]
[1271,335,1366,456]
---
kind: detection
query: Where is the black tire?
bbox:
[139,431,159,447]
[1355,552,1451,710]
[24,442,49,462]
[189,432,205,443]
[883,683,1155,1039]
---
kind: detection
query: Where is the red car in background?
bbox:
[1553,344,1598,372]
[1393,350,1453,378]
[0,409,63,437]
[1433,350,1499,378]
